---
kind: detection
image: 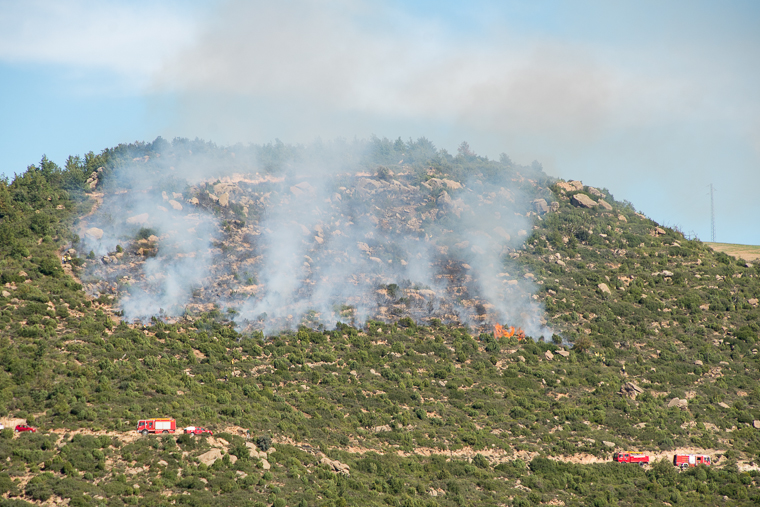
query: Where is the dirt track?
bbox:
[4,419,756,472]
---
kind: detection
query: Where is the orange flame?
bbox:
[494,324,526,341]
[494,324,516,339]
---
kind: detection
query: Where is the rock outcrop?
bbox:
[571,194,597,208]
[619,382,645,399]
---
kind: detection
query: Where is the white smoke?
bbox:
[80,138,554,339]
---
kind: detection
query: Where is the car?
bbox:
[184,426,213,436]
[15,424,36,433]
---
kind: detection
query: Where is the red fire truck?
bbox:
[673,454,711,469]
[137,418,176,435]
[612,451,650,465]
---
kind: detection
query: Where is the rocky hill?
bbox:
[0,137,758,507]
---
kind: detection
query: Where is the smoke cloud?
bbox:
[78,138,555,338]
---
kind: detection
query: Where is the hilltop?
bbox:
[0,138,758,507]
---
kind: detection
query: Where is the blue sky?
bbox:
[1,0,759,244]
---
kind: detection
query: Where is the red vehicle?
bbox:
[137,418,176,435]
[674,454,712,469]
[184,426,213,436]
[15,425,36,433]
[613,451,650,465]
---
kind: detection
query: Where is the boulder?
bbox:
[126,213,149,225]
[718,402,730,409]
[694,360,703,366]
[602,441,616,448]
[617,214,627,222]
[754,420,760,429]
[198,449,223,466]
[532,199,550,214]
[550,202,560,212]
[598,283,611,295]
[321,457,350,476]
[1,291,10,298]
[619,382,644,399]
[261,459,270,470]
[668,398,689,410]
[544,350,554,361]
[571,194,597,208]
[85,227,104,240]
[556,350,570,358]
[587,187,605,197]
[597,199,613,211]
[748,298,758,307]
[557,180,584,192]
[218,193,229,207]
[437,191,452,206]
[653,227,667,236]
[168,200,183,211]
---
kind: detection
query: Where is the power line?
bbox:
[710,184,716,242]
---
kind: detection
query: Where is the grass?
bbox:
[705,242,760,262]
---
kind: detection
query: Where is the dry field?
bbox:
[706,242,760,261]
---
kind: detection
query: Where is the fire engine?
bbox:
[612,451,650,465]
[673,454,711,469]
[136,418,176,435]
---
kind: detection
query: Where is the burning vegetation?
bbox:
[74,137,555,337]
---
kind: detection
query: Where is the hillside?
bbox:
[0,138,758,507]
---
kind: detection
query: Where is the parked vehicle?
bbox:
[184,426,213,436]
[15,424,36,433]
[137,418,176,435]
[673,454,711,468]
[613,451,650,465]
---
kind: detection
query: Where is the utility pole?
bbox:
[710,184,716,243]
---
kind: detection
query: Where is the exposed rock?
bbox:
[571,194,597,208]
[668,398,689,410]
[718,402,730,409]
[587,187,605,197]
[188,197,200,205]
[619,382,645,399]
[437,191,452,206]
[158,460,169,467]
[653,227,667,236]
[218,193,229,207]
[748,298,758,307]
[597,199,613,211]
[544,350,554,361]
[598,283,611,295]
[556,350,570,358]
[290,182,314,196]
[550,202,560,212]
[168,200,183,211]
[1,291,10,298]
[260,459,270,470]
[532,199,550,214]
[754,420,760,429]
[85,227,104,240]
[198,449,223,466]
[602,441,616,448]
[694,360,703,366]
[126,213,149,225]
[557,180,584,192]
[617,214,627,222]
[321,457,350,476]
